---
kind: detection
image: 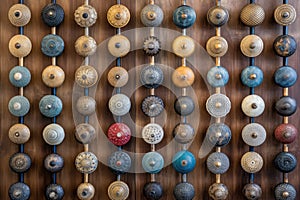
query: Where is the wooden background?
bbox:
[1,0,300,199]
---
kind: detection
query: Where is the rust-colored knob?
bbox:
[42,65,65,88]
[107,4,130,28]
[9,35,32,58]
[8,4,31,27]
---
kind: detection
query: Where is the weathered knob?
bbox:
[242,123,266,147]
[172,36,195,58]
[206,36,228,57]
[173,123,195,144]
[9,124,30,144]
[142,95,164,117]
[108,35,130,57]
[173,5,196,29]
[240,3,265,27]
[241,65,264,88]
[141,4,164,27]
[9,35,32,58]
[76,96,96,116]
[9,66,31,88]
[274,152,297,173]
[274,123,297,144]
[206,93,231,118]
[39,95,63,118]
[42,65,65,88]
[274,4,296,26]
[273,35,297,57]
[241,152,263,173]
[241,94,265,117]
[172,150,196,174]
[74,5,97,28]
[75,152,98,174]
[41,34,64,57]
[143,182,163,200]
[142,152,164,174]
[206,123,231,147]
[8,4,31,27]
[275,96,297,116]
[274,183,296,200]
[140,65,163,89]
[207,66,229,88]
[143,36,161,56]
[75,65,98,88]
[174,96,195,116]
[8,96,30,117]
[207,152,230,174]
[108,151,131,174]
[9,182,30,200]
[75,123,96,144]
[240,35,264,58]
[41,3,64,27]
[108,67,129,88]
[45,184,64,200]
[109,94,131,116]
[108,123,131,146]
[243,183,262,200]
[274,66,298,88]
[172,66,195,88]
[75,35,97,57]
[107,4,130,28]
[77,183,95,200]
[142,123,164,145]
[44,153,64,173]
[43,123,65,146]
[207,6,229,27]
[173,182,195,200]
[9,153,31,173]
[108,181,130,200]
[208,183,229,200]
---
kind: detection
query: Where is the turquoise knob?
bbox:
[41,34,65,57]
[8,96,30,117]
[172,150,195,174]
[207,66,229,87]
[142,152,164,174]
[173,5,196,29]
[274,66,297,88]
[241,66,264,88]
[9,66,31,87]
[39,95,63,118]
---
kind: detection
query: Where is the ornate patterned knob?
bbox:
[108,35,130,58]
[140,65,163,89]
[206,93,231,118]
[273,35,297,57]
[142,123,164,145]
[108,123,131,146]
[141,4,164,27]
[143,182,163,200]
[241,94,265,117]
[241,66,264,88]
[243,183,262,200]
[108,181,130,200]
[108,151,131,174]
[207,152,230,174]
[173,5,196,29]
[274,4,296,26]
[75,152,98,174]
[274,123,297,144]
[75,123,96,144]
[9,124,30,144]
[41,3,64,27]
[173,182,195,200]
[208,183,228,200]
[74,5,97,28]
[77,183,95,200]
[108,67,129,88]
[75,65,98,88]
[207,6,229,27]
[107,4,130,28]
[8,4,31,27]
[240,35,264,58]
[41,34,64,57]
[39,95,63,118]
[142,95,164,117]
[9,35,32,58]
[206,36,228,58]
[173,123,195,144]
[45,184,64,200]
[9,66,31,88]
[43,123,65,145]
[241,152,263,173]
[242,123,266,147]
[172,36,195,58]
[172,66,195,88]
[76,96,96,116]
[75,35,97,57]
[9,182,30,200]
[143,36,161,56]
[174,96,195,116]
[42,65,65,88]
[274,152,297,173]
[275,96,297,116]
[44,153,64,173]
[142,152,164,174]
[172,150,196,174]
[109,94,131,116]
[274,183,296,200]
[9,153,31,173]
[274,66,297,88]
[207,66,229,88]
[240,3,265,27]
[8,96,30,117]
[206,123,231,147]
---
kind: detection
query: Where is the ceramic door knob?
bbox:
[173,123,195,144]
[108,151,131,174]
[274,183,296,200]
[274,4,296,26]
[173,182,195,200]
[274,66,297,88]
[140,65,163,89]
[142,152,164,174]
[172,66,195,88]
[274,123,297,144]
[140,4,164,27]
[207,66,229,88]
[43,123,65,146]
[240,35,264,57]
[9,66,31,88]
[109,94,131,116]
[173,5,196,29]
[241,152,263,173]
[108,67,129,88]
[242,123,266,147]
[108,181,130,200]
[240,3,265,27]
[206,36,228,58]
[76,96,96,116]
[75,123,96,144]
[8,4,31,27]
[9,182,30,200]
[207,152,230,174]
[44,153,64,173]
[75,35,97,57]
[42,65,65,88]
[208,183,228,200]
[241,94,265,117]
[206,123,231,147]
[108,35,130,57]
[75,152,98,174]
[77,183,95,200]
[206,93,231,118]
[9,153,31,173]
[9,124,30,144]
[107,4,130,28]
[108,123,131,146]
[241,65,264,88]
[9,35,32,58]
[274,152,297,173]
[45,184,64,200]
[275,96,297,116]
[41,34,64,57]
[207,6,229,27]
[143,36,161,56]
[174,96,195,116]
[74,5,97,28]
[243,183,262,200]
[172,36,195,58]
[41,3,64,27]
[39,95,63,118]
[143,182,163,200]
[273,35,297,57]
[142,123,164,145]
[75,65,98,88]
[172,150,196,174]
[8,96,30,117]
[142,95,164,117]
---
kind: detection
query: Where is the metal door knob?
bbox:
[274,183,296,200]
[241,152,263,173]
[207,152,230,174]
[207,6,229,27]
[274,152,297,173]
[274,4,296,26]
[107,4,130,28]
[275,96,297,116]
[240,3,265,27]
[240,35,264,58]
[75,152,98,174]
[140,65,163,89]
[143,36,161,56]
[108,181,130,200]
[74,5,97,28]
[206,36,228,58]
[142,95,164,117]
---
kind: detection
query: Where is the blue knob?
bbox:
[142,152,164,174]
[8,96,30,117]
[274,66,297,88]
[241,66,263,88]
[206,123,231,147]
[45,184,64,200]
[274,152,297,173]
[9,66,31,87]
[173,5,196,29]
[41,3,64,27]
[273,34,297,57]
[39,95,63,118]
[9,182,30,200]
[207,66,229,87]
[41,34,65,57]
[172,150,195,174]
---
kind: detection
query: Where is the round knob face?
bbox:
[274,4,296,26]
[207,6,229,27]
[9,35,32,58]
[206,123,231,147]
[108,123,131,146]
[143,182,163,200]
[43,123,65,145]
[108,151,131,174]
[39,95,63,118]
[274,123,297,144]
[206,93,231,118]
[243,183,262,200]
[44,153,64,173]
[275,96,297,116]
[173,123,195,144]
[143,36,161,56]
[242,123,266,147]
[41,3,64,27]
[77,183,95,200]
[174,96,195,116]
[172,66,195,88]
[9,66,31,88]
[9,124,30,144]
[274,152,297,173]
[142,123,164,145]
[206,36,228,57]
[274,66,297,88]
[45,184,64,200]
[75,65,98,88]
[108,181,130,200]
[173,182,195,200]
[142,152,164,174]
[108,35,130,57]
[240,3,265,27]
[142,95,164,117]
[240,35,264,57]
[273,35,297,57]
[109,94,131,116]
[207,66,229,88]
[74,5,97,28]
[241,94,265,117]
[76,96,96,116]
[172,150,196,174]
[241,152,263,173]
[141,4,164,27]
[75,35,97,57]
[75,123,96,144]
[140,65,164,89]
[8,96,30,117]
[208,183,229,200]
[241,66,264,88]
[75,152,98,174]
[207,152,230,174]
[108,67,129,87]
[9,182,30,200]
[42,65,65,88]
[107,4,130,28]
[274,183,296,200]
[41,34,65,57]
[173,5,196,29]
[172,36,195,58]
[8,4,31,27]
[9,153,31,173]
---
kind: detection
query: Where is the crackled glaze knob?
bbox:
[207,152,230,174]
[75,152,98,174]
[9,66,31,88]
[39,95,63,118]
[108,181,130,200]
[275,123,297,144]
[108,151,131,174]
[275,96,297,116]
[143,182,163,200]
[108,35,130,58]
[77,183,95,200]
[9,35,32,58]
[206,93,231,118]
[44,153,64,173]
[241,94,265,117]
[240,35,264,58]
[75,35,97,57]
[273,35,297,57]
[8,4,31,27]
[74,5,97,28]
[241,66,264,88]
[274,4,296,26]
[41,3,64,27]
[274,183,296,200]
[43,123,65,145]
[142,123,164,145]
[274,152,297,173]
[108,67,129,87]
[173,123,194,144]
[172,36,195,58]
[173,182,195,200]
[242,123,266,147]
[209,183,228,200]
[9,182,30,200]
[207,123,231,147]
[243,183,262,200]
[107,4,130,28]
[108,123,131,146]
[45,184,64,200]
[42,65,65,88]
[75,65,98,88]
[206,36,228,58]
[240,4,265,27]
[143,36,161,56]
[75,123,96,144]
[41,34,64,57]
[174,96,195,116]
[207,66,229,88]
[8,96,30,117]
[9,124,30,144]
[142,152,164,174]
[207,6,229,27]
[140,65,163,89]
[9,153,31,173]
[76,96,96,116]
[141,4,164,27]
[172,66,195,88]
[274,66,297,88]
[142,95,164,117]
[109,94,131,116]
[172,150,195,174]
[173,5,196,29]
[241,152,263,173]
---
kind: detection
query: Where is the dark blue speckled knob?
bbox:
[41,34,65,57]
[274,183,296,200]
[142,152,164,174]
[173,5,196,29]
[39,95,63,118]
[143,182,163,200]
[207,66,229,88]
[9,66,31,88]
[141,4,164,27]
[172,150,195,174]
[109,151,131,174]
[174,96,195,116]
[44,153,64,173]
[274,152,297,173]
[206,123,231,147]
[45,184,64,200]
[41,3,64,27]
[273,35,297,57]
[9,182,30,200]
[9,152,31,173]
[207,152,230,174]
[274,66,297,88]
[275,96,297,116]
[241,66,264,88]
[140,65,164,89]
[173,182,195,200]
[8,96,30,117]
